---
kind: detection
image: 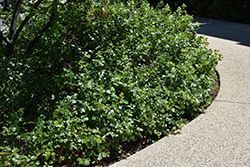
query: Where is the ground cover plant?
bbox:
[0,0,221,166]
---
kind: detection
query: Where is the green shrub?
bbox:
[0,0,221,166]
[149,0,250,23]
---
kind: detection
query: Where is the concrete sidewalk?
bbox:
[110,17,250,166]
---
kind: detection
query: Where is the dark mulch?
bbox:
[211,70,220,102]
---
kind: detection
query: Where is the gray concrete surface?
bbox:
[110,17,250,167]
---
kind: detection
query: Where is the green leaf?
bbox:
[96,137,102,144]
[82,137,89,144]
[77,158,91,166]
[45,152,51,161]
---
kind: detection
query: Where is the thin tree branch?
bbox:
[12,0,43,44]
[25,15,55,54]
[25,0,60,54]
[5,0,43,57]
[5,0,22,57]
[10,0,22,39]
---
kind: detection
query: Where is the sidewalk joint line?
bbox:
[215,100,250,105]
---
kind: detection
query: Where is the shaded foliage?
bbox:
[0,0,221,166]
[149,0,250,23]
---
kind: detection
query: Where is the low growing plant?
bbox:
[0,0,221,166]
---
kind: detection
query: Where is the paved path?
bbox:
[110,17,250,166]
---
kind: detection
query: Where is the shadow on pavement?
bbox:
[193,17,250,47]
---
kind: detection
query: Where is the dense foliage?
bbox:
[0,0,221,166]
[149,0,250,24]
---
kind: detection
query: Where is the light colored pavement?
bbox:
[110,17,250,166]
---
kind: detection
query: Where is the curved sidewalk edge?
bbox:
[110,17,250,167]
